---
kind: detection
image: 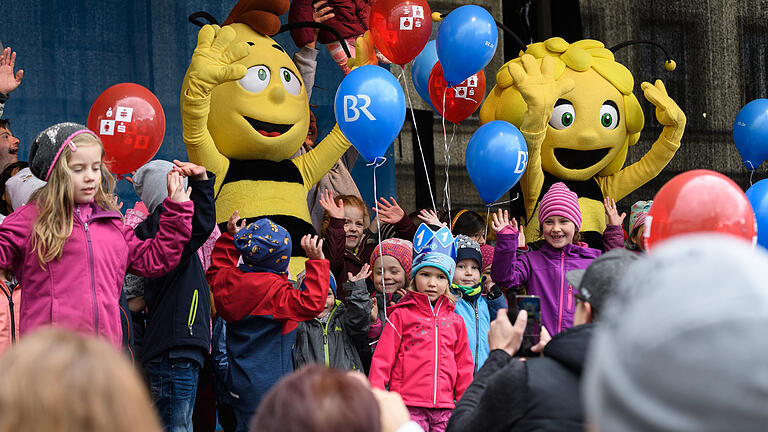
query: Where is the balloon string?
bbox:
[441,86,451,219]
[747,160,756,186]
[368,156,388,327]
[484,193,520,241]
[400,72,437,214]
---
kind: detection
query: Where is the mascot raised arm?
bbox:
[181,0,356,276]
[479,37,686,248]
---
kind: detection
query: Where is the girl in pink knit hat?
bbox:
[489,183,626,334]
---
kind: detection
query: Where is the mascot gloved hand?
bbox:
[181,0,373,276]
[480,37,686,248]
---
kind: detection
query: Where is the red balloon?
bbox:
[86,83,165,175]
[369,0,432,65]
[645,170,757,251]
[428,62,485,124]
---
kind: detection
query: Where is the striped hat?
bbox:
[539,182,582,229]
[369,238,414,279]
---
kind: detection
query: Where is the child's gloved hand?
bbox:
[641,79,686,141]
[347,31,378,70]
[167,171,192,203]
[227,210,246,236]
[185,25,250,99]
[301,234,325,260]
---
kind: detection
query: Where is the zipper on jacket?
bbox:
[320,303,339,367]
[558,250,565,333]
[432,298,442,407]
[2,282,14,344]
[84,221,99,334]
[473,299,479,374]
[188,289,199,336]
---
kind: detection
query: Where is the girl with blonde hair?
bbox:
[0,328,163,432]
[0,122,193,347]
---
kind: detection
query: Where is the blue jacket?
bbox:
[452,290,507,373]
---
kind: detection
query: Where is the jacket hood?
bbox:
[542,323,594,374]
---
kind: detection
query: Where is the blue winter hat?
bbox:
[234,218,291,274]
[412,251,456,281]
[297,270,338,297]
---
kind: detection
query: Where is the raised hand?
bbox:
[186,25,250,99]
[603,197,627,227]
[301,234,325,260]
[167,171,192,204]
[347,263,372,282]
[417,209,444,227]
[172,160,208,180]
[373,197,404,224]
[318,189,344,219]
[491,209,517,233]
[227,210,246,236]
[641,79,686,129]
[0,47,23,95]
[370,296,379,324]
[507,54,575,114]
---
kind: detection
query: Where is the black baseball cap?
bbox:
[567,248,640,316]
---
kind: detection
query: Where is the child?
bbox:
[0,123,193,347]
[491,183,625,335]
[451,235,506,373]
[450,209,488,245]
[626,200,652,252]
[294,265,371,371]
[368,238,412,335]
[207,214,328,431]
[131,159,216,432]
[369,224,474,432]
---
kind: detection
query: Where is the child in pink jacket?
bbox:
[0,123,193,347]
[369,224,473,432]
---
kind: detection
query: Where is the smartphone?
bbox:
[514,295,541,357]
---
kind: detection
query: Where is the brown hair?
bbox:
[250,365,381,432]
[320,194,370,236]
[0,328,162,432]
[30,134,118,267]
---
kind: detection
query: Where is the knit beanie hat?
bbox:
[297,269,338,297]
[411,224,457,281]
[369,238,414,279]
[629,200,652,233]
[538,182,582,229]
[29,123,98,181]
[133,160,188,213]
[584,234,768,431]
[480,244,495,270]
[234,218,291,274]
[454,235,482,267]
[5,167,46,211]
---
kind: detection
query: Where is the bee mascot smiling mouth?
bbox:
[479,37,686,248]
[181,0,355,276]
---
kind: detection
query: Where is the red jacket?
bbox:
[207,232,327,333]
[369,291,474,409]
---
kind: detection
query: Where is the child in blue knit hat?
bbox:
[294,263,372,371]
[206,211,330,430]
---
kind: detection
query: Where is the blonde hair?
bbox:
[30,133,118,267]
[320,194,370,236]
[480,37,645,175]
[0,328,162,432]
[408,268,456,304]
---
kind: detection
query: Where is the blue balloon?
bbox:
[733,98,768,170]
[334,65,406,163]
[411,40,438,111]
[436,5,498,86]
[746,179,768,249]
[466,120,528,204]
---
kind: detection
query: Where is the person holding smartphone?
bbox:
[447,249,639,432]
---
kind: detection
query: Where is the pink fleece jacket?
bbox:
[0,198,193,347]
[369,291,474,409]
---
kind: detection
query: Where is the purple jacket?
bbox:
[491,225,624,334]
[0,198,193,347]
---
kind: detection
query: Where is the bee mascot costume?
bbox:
[181,0,357,276]
[479,38,686,248]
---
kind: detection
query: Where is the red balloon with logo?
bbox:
[369,0,432,65]
[86,83,165,175]
[644,170,757,251]
[428,62,486,124]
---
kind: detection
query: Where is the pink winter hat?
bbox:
[369,238,414,278]
[538,182,582,229]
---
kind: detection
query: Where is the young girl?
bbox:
[451,235,506,373]
[369,225,473,432]
[449,209,487,245]
[367,238,412,339]
[0,123,193,347]
[626,200,652,252]
[491,183,624,335]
